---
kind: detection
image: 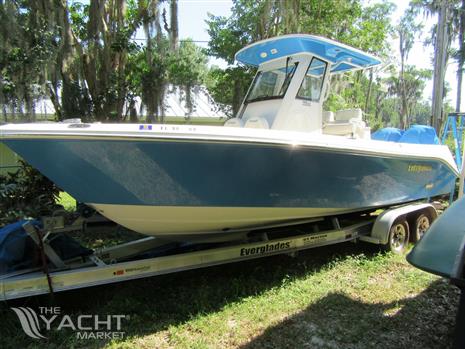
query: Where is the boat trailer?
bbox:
[0,202,439,301]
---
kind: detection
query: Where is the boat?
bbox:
[0,34,458,242]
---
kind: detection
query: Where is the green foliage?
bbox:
[168,40,209,115]
[57,192,77,212]
[352,2,397,55]
[0,0,445,129]
[386,65,433,127]
[378,97,401,127]
[0,1,59,121]
[126,37,210,121]
[206,66,255,117]
[0,1,195,122]
[69,1,89,41]
[410,100,433,125]
[169,40,208,87]
[206,0,269,115]
[0,160,61,227]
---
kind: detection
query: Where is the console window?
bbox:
[297,58,327,102]
[246,61,298,103]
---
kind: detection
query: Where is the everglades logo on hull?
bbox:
[240,241,291,256]
[408,164,432,172]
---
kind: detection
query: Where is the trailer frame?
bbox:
[0,202,439,301]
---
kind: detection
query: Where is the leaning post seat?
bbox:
[322,108,370,139]
[224,116,270,129]
[334,108,363,122]
[224,118,245,127]
[244,116,270,129]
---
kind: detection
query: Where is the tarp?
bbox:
[0,220,93,274]
[371,127,404,142]
[0,220,38,274]
[371,125,439,145]
[398,125,440,145]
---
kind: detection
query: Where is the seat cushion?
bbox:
[335,108,362,122]
[244,116,270,129]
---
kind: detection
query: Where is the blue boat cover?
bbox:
[0,220,38,274]
[398,125,440,145]
[372,125,439,145]
[0,220,93,274]
[235,34,382,73]
[371,127,404,142]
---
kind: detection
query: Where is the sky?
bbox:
[167,0,463,110]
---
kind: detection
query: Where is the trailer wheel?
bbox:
[413,213,432,242]
[385,220,410,254]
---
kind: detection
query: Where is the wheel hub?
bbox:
[417,216,430,238]
[391,224,407,251]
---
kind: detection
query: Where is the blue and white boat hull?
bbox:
[0,123,458,241]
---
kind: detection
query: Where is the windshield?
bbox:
[246,61,298,103]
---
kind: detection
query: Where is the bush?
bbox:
[0,160,61,227]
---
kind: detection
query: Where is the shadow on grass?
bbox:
[240,277,459,349]
[0,242,454,348]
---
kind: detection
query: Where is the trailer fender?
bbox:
[370,203,438,245]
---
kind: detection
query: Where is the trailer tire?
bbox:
[413,213,432,242]
[384,219,410,254]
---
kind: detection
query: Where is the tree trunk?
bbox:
[232,77,242,117]
[159,91,165,123]
[170,0,178,51]
[23,88,33,122]
[141,0,165,123]
[458,68,463,113]
[431,0,448,132]
[115,0,128,120]
[374,91,382,122]
[364,69,374,115]
[47,82,62,121]
[456,0,465,112]
[56,0,86,120]
[2,103,7,123]
[399,30,407,129]
[185,85,193,118]
[129,99,138,123]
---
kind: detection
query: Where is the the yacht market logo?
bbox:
[12,306,128,340]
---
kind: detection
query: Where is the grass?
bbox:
[0,238,459,349]
[57,192,77,211]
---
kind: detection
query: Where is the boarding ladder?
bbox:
[442,112,465,198]
[441,112,465,168]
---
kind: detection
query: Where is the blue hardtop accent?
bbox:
[371,128,404,142]
[235,34,382,73]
